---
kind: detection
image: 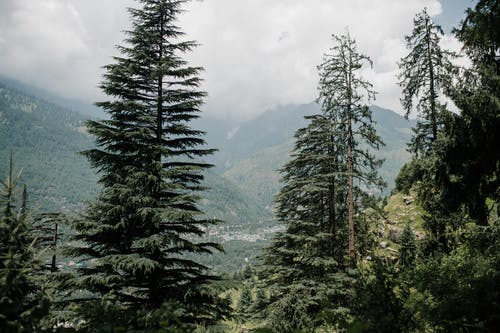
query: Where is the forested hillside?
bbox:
[215,104,415,210]
[0,82,97,210]
[0,0,498,332]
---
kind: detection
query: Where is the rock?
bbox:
[403,196,414,205]
[380,241,388,248]
[389,227,402,243]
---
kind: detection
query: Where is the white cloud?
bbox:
[0,0,466,120]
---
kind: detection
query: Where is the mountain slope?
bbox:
[0,82,97,210]
[220,104,416,210]
[0,82,270,227]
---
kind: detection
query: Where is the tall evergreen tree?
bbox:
[0,155,48,332]
[402,2,500,330]
[261,115,353,331]
[261,32,384,331]
[442,0,500,226]
[317,31,385,259]
[64,0,227,328]
[398,8,455,155]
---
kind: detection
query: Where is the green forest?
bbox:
[0,0,499,332]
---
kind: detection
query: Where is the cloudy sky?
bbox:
[0,0,474,120]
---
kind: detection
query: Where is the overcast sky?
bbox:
[0,0,474,120]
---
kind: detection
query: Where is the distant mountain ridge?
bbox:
[0,81,271,227]
[0,76,104,118]
[195,103,416,210]
[0,78,415,231]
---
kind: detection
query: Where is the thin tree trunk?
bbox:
[328,133,336,256]
[51,223,58,272]
[151,10,165,309]
[156,12,164,165]
[426,18,438,142]
[347,51,355,260]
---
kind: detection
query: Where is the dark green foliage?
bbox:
[0,155,49,332]
[64,0,228,328]
[353,258,415,333]
[399,221,417,269]
[267,289,314,333]
[398,8,455,155]
[411,224,500,332]
[251,288,267,318]
[414,0,499,252]
[441,0,500,227]
[68,298,196,333]
[238,284,253,318]
[260,115,354,330]
[390,3,500,332]
[393,159,426,194]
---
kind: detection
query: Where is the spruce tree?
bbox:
[398,8,455,155]
[65,0,227,328]
[0,155,48,332]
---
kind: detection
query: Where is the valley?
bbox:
[0,77,415,271]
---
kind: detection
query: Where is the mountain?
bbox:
[0,82,98,211]
[196,103,314,171]
[0,80,417,272]
[0,76,104,118]
[0,82,270,227]
[196,103,416,211]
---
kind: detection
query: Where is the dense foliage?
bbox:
[259,32,384,332]
[61,0,229,329]
[0,156,49,332]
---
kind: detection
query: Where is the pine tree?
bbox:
[402,2,500,330]
[261,115,353,330]
[261,32,384,330]
[0,155,48,332]
[317,31,385,260]
[398,8,455,156]
[251,287,267,318]
[64,0,227,328]
[442,0,500,226]
[238,284,253,319]
[399,221,416,269]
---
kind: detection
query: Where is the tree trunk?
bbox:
[426,18,438,142]
[51,223,58,272]
[347,51,355,260]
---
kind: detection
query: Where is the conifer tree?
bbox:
[442,0,500,226]
[399,221,417,269]
[0,155,48,332]
[317,31,385,259]
[261,32,384,330]
[261,115,354,330]
[398,8,455,155]
[238,284,253,319]
[65,0,227,328]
